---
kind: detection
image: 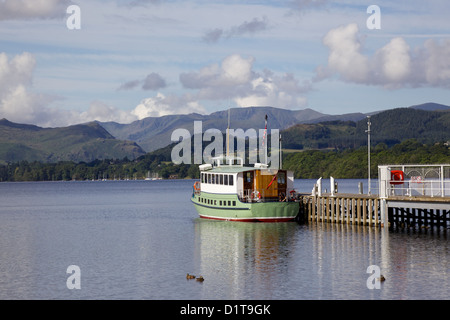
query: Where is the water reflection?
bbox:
[193,219,300,299]
[193,218,449,300]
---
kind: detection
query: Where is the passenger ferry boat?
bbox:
[191,157,299,222]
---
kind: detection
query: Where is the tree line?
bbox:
[0,139,448,182]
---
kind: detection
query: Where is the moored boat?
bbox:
[191,157,299,222]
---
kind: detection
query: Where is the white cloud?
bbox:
[0,0,72,21]
[0,52,48,124]
[374,37,411,87]
[234,72,309,108]
[180,54,254,90]
[417,39,450,87]
[179,54,310,108]
[131,93,206,119]
[320,23,369,83]
[79,101,138,124]
[317,23,450,89]
[0,52,140,127]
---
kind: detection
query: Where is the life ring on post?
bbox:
[193,181,201,191]
[390,170,404,185]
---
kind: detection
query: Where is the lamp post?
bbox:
[366,116,371,194]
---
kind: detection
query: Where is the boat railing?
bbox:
[239,188,295,203]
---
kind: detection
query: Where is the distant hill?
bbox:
[282,107,450,150]
[0,119,146,163]
[99,106,368,152]
[409,102,450,111]
[1,102,448,164]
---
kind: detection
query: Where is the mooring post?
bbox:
[380,198,388,228]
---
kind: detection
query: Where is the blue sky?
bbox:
[0,0,449,127]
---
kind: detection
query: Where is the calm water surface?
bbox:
[0,179,448,300]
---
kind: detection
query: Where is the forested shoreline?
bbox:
[0,139,448,182]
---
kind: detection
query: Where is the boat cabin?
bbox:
[199,158,294,202]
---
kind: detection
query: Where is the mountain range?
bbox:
[100,102,449,152]
[0,119,145,164]
[0,102,448,164]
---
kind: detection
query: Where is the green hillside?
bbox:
[282,108,450,150]
[0,119,146,164]
[282,139,450,179]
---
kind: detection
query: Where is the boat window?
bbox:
[232,201,236,206]
[277,171,286,185]
[207,174,211,184]
[219,201,222,206]
[224,175,228,185]
[229,175,234,186]
[228,201,231,206]
[219,174,223,185]
[212,174,215,184]
[214,200,217,205]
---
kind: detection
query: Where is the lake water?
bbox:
[0,179,448,300]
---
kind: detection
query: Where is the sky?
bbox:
[0,0,449,127]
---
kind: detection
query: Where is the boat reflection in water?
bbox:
[192,218,300,299]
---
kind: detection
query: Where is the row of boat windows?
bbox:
[201,173,234,186]
[199,197,236,207]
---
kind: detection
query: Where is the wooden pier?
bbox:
[296,164,450,231]
[297,193,450,231]
[299,194,381,226]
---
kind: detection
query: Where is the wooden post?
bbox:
[374,198,379,226]
[330,197,335,223]
[363,199,367,226]
[356,198,361,225]
[321,197,325,222]
[347,198,352,225]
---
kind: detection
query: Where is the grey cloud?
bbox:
[202,16,270,44]
[117,72,167,91]
[202,29,224,44]
[142,72,167,90]
[288,0,329,12]
[117,80,141,91]
[125,0,161,8]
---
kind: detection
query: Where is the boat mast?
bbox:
[226,108,230,159]
[279,133,282,170]
[264,114,268,165]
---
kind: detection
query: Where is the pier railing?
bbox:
[382,179,450,197]
[379,164,450,198]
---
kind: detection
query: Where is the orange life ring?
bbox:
[193,181,201,191]
[390,170,404,185]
